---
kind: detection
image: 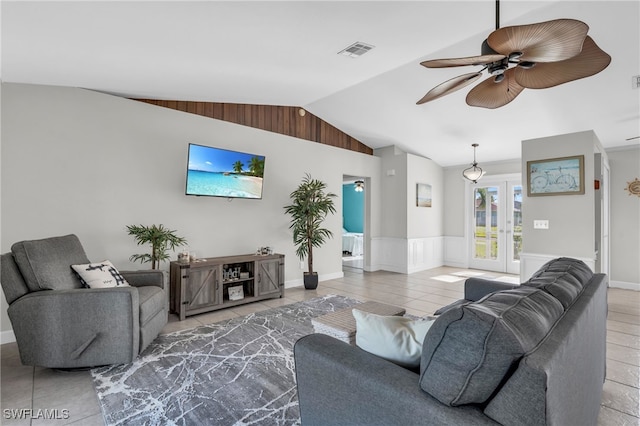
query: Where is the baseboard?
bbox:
[610,280,640,291]
[284,271,344,289]
[1,330,16,345]
[443,259,468,268]
[363,263,381,272]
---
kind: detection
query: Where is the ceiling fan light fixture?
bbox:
[416,0,610,109]
[462,144,485,183]
[489,64,506,76]
[518,61,536,69]
[509,52,524,61]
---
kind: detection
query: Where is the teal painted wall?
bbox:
[343,183,364,233]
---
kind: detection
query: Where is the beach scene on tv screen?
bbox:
[187,144,265,198]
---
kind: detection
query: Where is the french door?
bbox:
[468,176,522,274]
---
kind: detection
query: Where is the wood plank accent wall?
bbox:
[133,99,373,155]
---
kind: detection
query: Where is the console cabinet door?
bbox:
[186,265,221,312]
[256,259,281,297]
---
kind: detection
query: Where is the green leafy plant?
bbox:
[126,224,188,269]
[284,174,337,279]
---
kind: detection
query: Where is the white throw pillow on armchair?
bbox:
[71,260,130,288]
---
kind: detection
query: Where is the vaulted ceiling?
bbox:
[2,1,638,166]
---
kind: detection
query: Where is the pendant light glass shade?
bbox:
[354,180,365,192]
[462,144,485,183]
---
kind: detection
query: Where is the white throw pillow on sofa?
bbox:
[353,309,434,368]
[71,260,130,288]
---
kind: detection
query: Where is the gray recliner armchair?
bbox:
[1,234,167,368]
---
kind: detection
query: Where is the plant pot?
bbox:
[303,272,319,290]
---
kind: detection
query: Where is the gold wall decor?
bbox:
[625,178,640,197]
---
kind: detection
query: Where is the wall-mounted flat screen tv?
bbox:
[185,143,266,199]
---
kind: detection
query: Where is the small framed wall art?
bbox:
[527,155,585,196]
[416,183,432,207]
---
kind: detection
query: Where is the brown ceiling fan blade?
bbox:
[420,54,505,68]
[417,72,482,105]
[487,19,589,63]
[466,69,524,109]
[514,36,611,89]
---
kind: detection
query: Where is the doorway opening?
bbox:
[467,174,522,274]
[342,176,365,270]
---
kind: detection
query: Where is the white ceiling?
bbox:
[2,1,639,166]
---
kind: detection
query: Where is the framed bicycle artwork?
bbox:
[527,155,585,196]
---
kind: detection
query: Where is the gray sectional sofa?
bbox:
[294,258,608,425]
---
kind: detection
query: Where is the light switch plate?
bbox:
[534,220,549,229]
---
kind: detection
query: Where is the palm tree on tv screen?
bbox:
[233,160,244,174]
[249,157,265,177]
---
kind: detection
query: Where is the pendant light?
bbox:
[462,144,485,183]
[354,180,365,192]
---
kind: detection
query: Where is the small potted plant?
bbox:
[127,224,188,270]
[284,174,337,289]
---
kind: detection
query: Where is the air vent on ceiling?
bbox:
[633,75,640,89]
[338,42,375,58]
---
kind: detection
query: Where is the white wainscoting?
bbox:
[371,237,444,274]
[520,252,596,282]
[408,237,444,274]
[444,236,468,268]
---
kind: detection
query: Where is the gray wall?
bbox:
[521,131,600,260]
[375,146,408,238]
[1,83,382,337]
[607,146,640,285]
[2,83,637,340]
[407,152,443,239]
[375,146,444,239]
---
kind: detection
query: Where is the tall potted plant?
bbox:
[284,174,337,289]
[127,224,188,269]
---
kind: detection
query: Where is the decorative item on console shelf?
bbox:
[223,265,243,281]
[257,246,274,255]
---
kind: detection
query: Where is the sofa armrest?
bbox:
[294,334,496,426]
[7,287,140,368]
[464,277,519,301]
[121,270,164,289]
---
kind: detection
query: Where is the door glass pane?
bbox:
[512,185,523,261]
[474,187,498,260]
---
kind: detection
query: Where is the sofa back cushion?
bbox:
[12,234,89,291]
[419,287,564,406]
[523,257,593,308]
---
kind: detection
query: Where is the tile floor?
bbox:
[1,265,638,425]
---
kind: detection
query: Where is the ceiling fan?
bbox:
[417,0,611,109]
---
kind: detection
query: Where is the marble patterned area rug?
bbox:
[91,295,360,426]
